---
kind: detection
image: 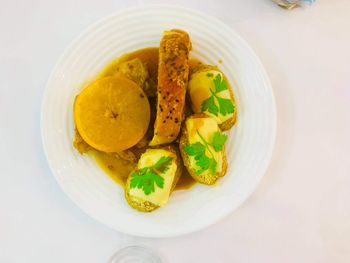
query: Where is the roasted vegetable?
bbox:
[179,114,228,185]
[125,145,182,212]
[188,65,237,131]
[114,58,149,88]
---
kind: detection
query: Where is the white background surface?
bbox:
[1,0,349,262]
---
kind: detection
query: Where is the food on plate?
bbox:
[112,58,149,89]
[92,150,136,185]
[74,76,150,152]
[125,146,182,212]
[99,52,158,98]
[150,29,192,146]
[180,114,228,185]
[188,64,237,130]
[72,29,236,212]
[73,128,92,154]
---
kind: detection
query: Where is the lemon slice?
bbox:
[74,76,150,152]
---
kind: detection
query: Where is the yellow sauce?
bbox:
[175,169,196,190]
[91,150,135,186]
[100,47,159,80]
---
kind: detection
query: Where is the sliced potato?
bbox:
[125,145,182,212]
[179,114,228,185]
[188,65,237,131]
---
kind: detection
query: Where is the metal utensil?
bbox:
[273,0,315,9]
[272,0,299,9]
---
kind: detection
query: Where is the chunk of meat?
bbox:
[115,58,149,88]
[150,29,192,146]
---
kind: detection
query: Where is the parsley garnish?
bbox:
[212,132,227,152]
[130,156,173,195]
[184,131,227,176]
[201,74,235,117]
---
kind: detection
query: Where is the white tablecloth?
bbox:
[1,0,349,262]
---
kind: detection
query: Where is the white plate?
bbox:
[41,5,276,238]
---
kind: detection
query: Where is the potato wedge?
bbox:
[179,114,228,185]
[188,65,237,131]
[125,145,182,212]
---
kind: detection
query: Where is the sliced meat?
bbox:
[150,29,192,146]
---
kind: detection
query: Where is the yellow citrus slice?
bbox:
[74,76,150,152]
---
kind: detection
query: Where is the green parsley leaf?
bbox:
[201,96,219,116]
[213,74,228,93]
[206,72,214,77]
[142,173,156,195]
[129,156,172,195]
[138,167,148,176]
[152,172,165,188]
[184,129,229,176]
[210,159,217,174]
[194,154,212,174]
[216,97,235,116]
[195,154,211,168]
[184,142,206,156]
[153,156,173,173]
[184,131,219,176]
[212,131,228,152]
[130,172,139,189]
[200,73,235,117]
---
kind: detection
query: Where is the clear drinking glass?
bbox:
[109,246,162,263]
